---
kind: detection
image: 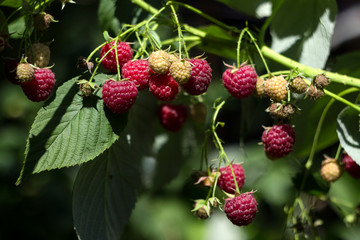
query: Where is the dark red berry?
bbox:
[218,164,245,194]
[158,103,187,132]
[102,80,138,114]
[181,58,212,95]
[100,40,133,73]
[149,73,179,101]
[222,65,257,99]
[21,68,55,102]
[122,59,150,90]
[342,153,360,179]
[4,58,20,85]
[262,124,296,160]
[224,192,258,226]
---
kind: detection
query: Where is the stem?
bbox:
[261,45,360,89]
[168,2,189,58]
[236,29,247,68]
[260,70,290,78]
[335,144,342,161]
[246,30,271,74]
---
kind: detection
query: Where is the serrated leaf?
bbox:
[73,137,140,240]
[217,0,272,18]
[0,0,22,8]
[98,0,120,35]
[337,106,360,164]
[16,73,127,185]
[270,0,337,68]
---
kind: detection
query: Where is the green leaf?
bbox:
[148,29,162,49]
[0,9,7,33]
[196,25,237,60]
[8,16,26,39]
[217,0,272,18]
[332,52,360,78]
[337,106,360,164]
[98,0,120,35]
[270,0,337,68]
[73,137,140,240]
[0,0,22,8]
[16,73,127,185]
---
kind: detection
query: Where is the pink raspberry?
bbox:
[158,103,187,132]
[222,65,257,99]
[21,68,55,102]
[100,40,133,73]
[181,58,212,95]
[149,73,179,101]
[102,80,138,114]
[224,192,258,226]
[342,153,360,179]
[261,124,296,160]
[122,59,150,90]
[218,164,245,194]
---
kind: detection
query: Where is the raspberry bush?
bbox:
[1,0,360,239]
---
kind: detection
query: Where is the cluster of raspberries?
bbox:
[4,43,55,102]
[99,40,212,131]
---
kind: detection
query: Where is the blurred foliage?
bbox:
[0,0,360,240]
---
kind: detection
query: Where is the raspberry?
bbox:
[16,63,34,83]
[262,124,295,160]
[268,102,297,120]
[181,58,212,95]
[306,85,324,100]
[222,65,257,99]
[79,80,96,97]
[342,153,360,179]
[218,164,245,194]
[224,192,258,226]
[148,50,171,75]
[158,103,187,132]
[21,68,55,102]
[313,74,329,89]
[321,157,342,182]
[27,43,50,68]
[149,73,179,101]
[102,79,138,114]
[122,59,150,90]
[34,12,54,31]
[4,58,20,85]
[265,76,288,102]
[169,60,192,84]
[253,77,266,97]
[289,76,307,94]
[100,40,133,73]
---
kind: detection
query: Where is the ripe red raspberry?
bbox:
[289,76,307,94]
[149,73,179,101]
[4,58,20,85]
[224,192,258,226]
[321,157,342,182]
[148,50,171,74]
[265,76,288,102]
[222,65,257,99]
[342,153,360,179]
[158,103,187,132]
[100,40,133,73]
[27,43,51,68]
[181,59,212,95]
[21,68,55,102]
[16,63,35,83]
[122,59,150,90]
[218,164,245,194]
[169,60,192,84]
[102,79,138,114]
[262,124,296,160]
